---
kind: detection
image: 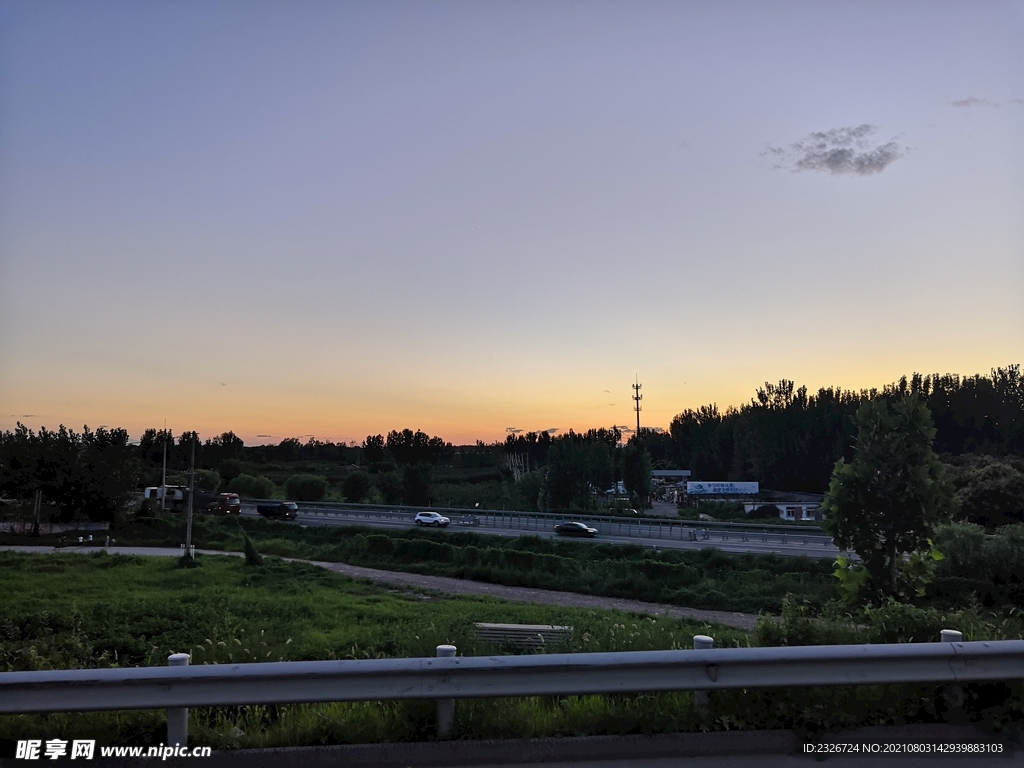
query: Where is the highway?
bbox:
[241,506,843,560]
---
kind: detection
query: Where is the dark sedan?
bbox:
[257,502,299,520]
[553,521,598,538]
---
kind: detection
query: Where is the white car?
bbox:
[414,511,450,527]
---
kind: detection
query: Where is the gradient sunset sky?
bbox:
[1,1,1021,446]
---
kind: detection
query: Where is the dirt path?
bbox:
[0,545,760,631]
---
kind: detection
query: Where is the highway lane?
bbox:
[241,508,844,560]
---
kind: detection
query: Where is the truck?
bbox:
[142,486,186,511]
[205,493,241,515]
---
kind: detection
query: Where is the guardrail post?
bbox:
[436,644,456,738]
[693,635,713,716]
[166,653,190,746]
[939,630,965,713]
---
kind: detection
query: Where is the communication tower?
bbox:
[632,376,642,434]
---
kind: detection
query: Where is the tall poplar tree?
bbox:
[823,395,953,599]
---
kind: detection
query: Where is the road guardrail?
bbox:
[1,630,1013,745]
[243,499,837,549]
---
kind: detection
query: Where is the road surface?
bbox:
[242,506,842,560]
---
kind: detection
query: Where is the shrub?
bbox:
[194,469,221,493]
[242,531,263,567]
[930,521,1024,598]
[694,500,746,520]
[365,535,395,557]
[284,474,327,502]
[749,505,782,520]
[227,474,277,499]
[947,455,1024,528]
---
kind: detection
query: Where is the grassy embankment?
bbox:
[3,513,837,615]
[2,551,1022,750]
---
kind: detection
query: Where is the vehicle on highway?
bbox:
[205,493,241,515]
[257,501,299,520]
[414,511,450,527]
[553,521,598,538]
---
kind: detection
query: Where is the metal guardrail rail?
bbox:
[2,632,1019,745]
[6,639,1017,714]
[243,499,838,549]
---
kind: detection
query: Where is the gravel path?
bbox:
[0,545,760,631]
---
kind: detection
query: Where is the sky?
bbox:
[1,0,1022,446]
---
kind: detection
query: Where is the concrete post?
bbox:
[166,653,190,746]
[693,635,713,716]
[940,629,963,643]
[436,645,457,738]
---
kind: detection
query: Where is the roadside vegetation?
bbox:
[2,514,835,615]
[2,552,1021,750]
[2,366,1023,748]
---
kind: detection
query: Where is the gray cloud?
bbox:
[951,97,998,108]
[765,125,904,176]
[1012,99,1024,106]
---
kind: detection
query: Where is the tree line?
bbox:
[629,365,1024,493]
[2,365,1019,521]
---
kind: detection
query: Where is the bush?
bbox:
[227,473,277,499]
[284,474,327,502]
[749,505,781,520]
[694,501,746,520]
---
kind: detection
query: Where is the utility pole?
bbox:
[31,489,41,537]
[632,375,642,435]
[185,436,195,559]
[161,439,168,513]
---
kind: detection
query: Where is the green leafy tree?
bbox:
[544,436,612,510]
[823,395,954,600]
[284,473,327,502]
[342,470,373,503]
[375,471,404,505]
[386,429,450,466]
[0,424,141,523]
[193,469,221,493]
[621,441,653,508]
[516,471,544,511]
[361,434,387,465]
[544,440,586,510]
[401,464,433,506]
[226,473,276,499]
[218,459,243,483]
[946,455,1024,528]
